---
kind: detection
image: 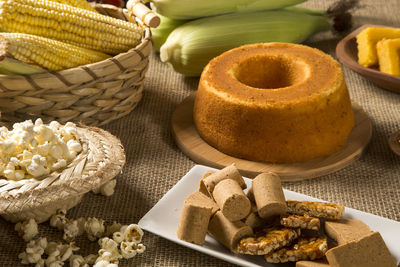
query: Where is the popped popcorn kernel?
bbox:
[105,221,122,237]
[84,218,105,241]
[69,255,88,267]
[0,120,82,180]
[63,219,85,242]
[92,179,117,197]
[17,210,147,267]
[123,224,144,244]
[50,209,68,231]
[18,237,47,265]
[15,218,39,242]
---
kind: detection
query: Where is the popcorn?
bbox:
[44,254,63,267]
[15,218,39,242]
[112,232,124,244]
[35,258,45,267]
[63,218,85,242]
[35,125,55,144]
[59,243,79,261]
[94,260,118,267]
[0,120,82,181]
[17,210,147,267]
[67,139,82,153]
[84,218,105,241]
[84,254,98,265]
[50,210,68,231]
[37,142,50,158]
[18,237,47,265]
[49,144,63,160]
[35,118,44,126]
[3,169,15,180]
[99,237,119,251]
[15,170,25,181]
[105,221,122,237]
[45,242,79,266]
[92,179,117,197]
[26,155,50,177]
[49,121,61,131]
[62,122,78,142]
[119,242,137,259]
[45,242,61,256]
[51,159,67,172]
[123,224,144,244]
[69,255,89,267]
[97,249,121,264]
[0,139,17,154]
[18,251,42,265]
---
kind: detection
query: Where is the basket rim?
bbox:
[0,126,126,214]
[0,4,152,86]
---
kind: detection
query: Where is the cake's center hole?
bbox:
[234,55,308,89]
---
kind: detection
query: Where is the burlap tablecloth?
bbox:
[0,0,399,266]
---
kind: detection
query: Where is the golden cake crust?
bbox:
[193,43,354,163]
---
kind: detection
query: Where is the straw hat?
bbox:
[0,126,125,223]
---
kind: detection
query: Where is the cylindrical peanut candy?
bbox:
[208,211,253,251]
[177,201,213,245]
[201,164,246,195]
[198,170,215,197]
[243,203,265,229]
[185,191,219,216]
[253,173,287,219]
[213,179,251,221]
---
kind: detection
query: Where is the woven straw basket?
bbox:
[0,4,152,126]
[0,127,126,223]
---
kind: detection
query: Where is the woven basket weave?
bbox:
[0,127,126,223]
[0,4,152,126]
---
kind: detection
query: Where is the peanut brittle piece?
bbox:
[287,201,344,220]
[235,226,301,255]
[281,214,320,231]
[265,236,328,263]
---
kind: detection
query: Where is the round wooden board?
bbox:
[172,94,372,181]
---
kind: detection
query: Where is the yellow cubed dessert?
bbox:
[377,38,400,76]
[356,27,400,67]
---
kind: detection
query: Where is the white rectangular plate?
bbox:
[138,165,400,266]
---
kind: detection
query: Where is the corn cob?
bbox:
[152,5,327,53]
[144,0,306,20]
[0,33,110,71]
[160,10,330,76]
[152,6,326,53]
[0,0,143,55]
[49,0,97,12]
[152,13,187,52]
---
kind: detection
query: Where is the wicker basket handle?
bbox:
[127,0,160,28]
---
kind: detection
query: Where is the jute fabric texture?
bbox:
[0,0,399,266]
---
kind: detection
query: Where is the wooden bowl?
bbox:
[336,24,400,94]
[389,130,400,156]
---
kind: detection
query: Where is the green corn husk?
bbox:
[152,14,187,52]
[144,0,306,20]
[0,57,45,75]
[284,5,325,16]
[160,10,331,76]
